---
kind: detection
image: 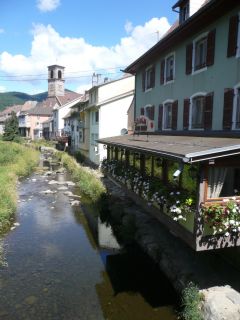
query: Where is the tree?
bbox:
[3,111,20,141]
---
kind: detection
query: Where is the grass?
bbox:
[56,151,106,202]
[180,282,203,320]
[0,141,39,230]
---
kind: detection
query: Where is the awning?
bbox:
[98,134,240,163]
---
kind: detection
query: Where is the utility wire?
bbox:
[0,66,126,79]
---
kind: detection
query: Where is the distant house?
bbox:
[63,93,88,153]
[78,75,135,165]
[98,0,240,251]
[18,65,81,140]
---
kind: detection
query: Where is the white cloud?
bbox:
[0,28,5,34]
[0,17,170,93]
[36,0,60,12]
[125,21,133,34]
[0,86,6,93]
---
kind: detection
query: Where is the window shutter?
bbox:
[206,29,216,67]
[172,100,178,130]
[150,66,155,88]
[183,98,190,130]
[223,88,234,130]
[186,43,193,75]
[227,15,239,58]
[204,92,214,130]
[150,105,155,121]
[140,107,145,116]
[160,59,165,85]
[142,70,146,91]
[158,104,163,130]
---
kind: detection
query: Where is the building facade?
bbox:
[98,0,240,251]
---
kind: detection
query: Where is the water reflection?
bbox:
[0,154,177,320]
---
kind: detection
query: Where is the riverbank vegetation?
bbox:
[56,151,106,202]
[180,282,203,320]
[0,141,39,230]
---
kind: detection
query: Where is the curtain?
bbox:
[208,167,228,198]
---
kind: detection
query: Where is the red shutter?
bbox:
[204,92,214,130]
[172,100,178,130]
[140,107,145,116]
[158,104,163,130]
[151,66,155,88]
[160,59,165,85]
[206,29,216,67]
[142,70,146,91]
[223,88,234,130]
[183,99,190,130]
[186,43,193,75]
[227,15,239,58]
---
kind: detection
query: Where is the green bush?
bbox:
[180,282,203,320]
[56,151,106,202]
[0,141,39,229]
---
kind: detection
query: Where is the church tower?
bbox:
[48,65,65,97]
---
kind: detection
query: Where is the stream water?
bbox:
[0,154,177,320]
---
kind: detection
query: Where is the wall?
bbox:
[135,6,240,131]
[98,94,134,162]
[98,76,134,104]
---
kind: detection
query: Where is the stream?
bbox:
[0,153,177,320]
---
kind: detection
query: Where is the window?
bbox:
[186,30,216,74]
[95,110,99,123]
[159,100,178,131]
[166,55,175,82]
[58,70,62,79]
[79,129,84,143]
[160,53,175,85]
[190,96,205,129]
[163,103,172,129]
[91,110,99,124]
[50,70,54,79]
[142,65,155,91]
[180,1,189,24]
[207,167,240,199]
[194,37,207,70]
[91,133,99,146]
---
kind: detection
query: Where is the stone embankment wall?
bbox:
[103,176,240,320]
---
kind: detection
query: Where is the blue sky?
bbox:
[0,0,177,95]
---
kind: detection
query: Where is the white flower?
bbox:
[225,232,230,237]
[223,198,230,202]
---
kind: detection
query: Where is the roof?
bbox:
[28,105,53,116]
[56,91,82,105]
[98,134,240,163]
[124,0,238,74]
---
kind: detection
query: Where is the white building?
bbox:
[86,75,135,165]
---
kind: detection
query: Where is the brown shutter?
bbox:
[223,88,234,130]
[158,104,163,130]
[186,43,193,75]
[227,15,239,58]
[140,107,145,116]
[206,29,216,67]
[150,105,155,121]
[142,70,146,91]
[150,66,155,88]
[204,92,214,130]
[160,59,165,85]
[183,98,190,130]
[172,100,178,130]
